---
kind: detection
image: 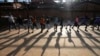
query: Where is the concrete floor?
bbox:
[0,26,100,56]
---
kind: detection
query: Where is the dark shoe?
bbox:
[77,30,79,32]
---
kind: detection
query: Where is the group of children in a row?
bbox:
[4,14,100,33]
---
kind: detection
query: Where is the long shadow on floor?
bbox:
[41,31,56,56]
[55,32,62,56]
[7,31,42,56]
[66,30,75,47]
[80,29,100,43]
[80,29,100,49]
[73,29,99,56]
[0,31,30,50]
[92,30,100,36]
[0,31,18,39]
[0,31,10,37]
[23,30,48,55]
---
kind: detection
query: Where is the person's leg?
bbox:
[9,22,11,32]
[41,24,43,33]
[72,23,75,29]
[13,23,17,30]
[55,24,57,32]
[41,24,45,32]
[67,24,69,30]
[61,25,63,32]
[43,24,45,29]
[47,24,49,32]
[10,22,14,31]
[69,24,71,31]
[35,23,38,29]
[85,24,88,31]
[77,24,79,32]
[31,23,34,33]
[18,24,20,33]
[28,23,30,33]
[42,24,45,32]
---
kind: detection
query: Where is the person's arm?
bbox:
[1,16,9,18]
